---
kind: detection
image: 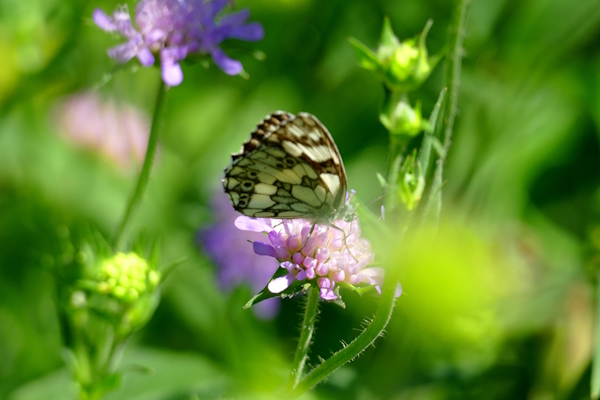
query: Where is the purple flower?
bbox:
[198,193,280,319]
[235,216,399,301]
[93,0,264,86]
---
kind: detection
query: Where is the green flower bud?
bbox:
[380,98,430,137]
[97,282,111,293]
[350,18,439,93]
[113,285,126,298]
[398,152,425,211]
[96,252,159,304]
[124,288,139,302]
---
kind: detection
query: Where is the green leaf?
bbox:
[376,172,387,188]
[148,237,161,269]
[418,19,434,54]
[417,88,447,182]
[591,275,600,399]
[348,37,380,71]
[158,257,187,283]
[431,137,445,158]
[380,17,399,49]
[8,348,226,400]
[244,267,311,309]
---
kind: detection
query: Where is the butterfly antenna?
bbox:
[365,194,385,206]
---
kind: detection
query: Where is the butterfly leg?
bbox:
[329,223,358,262]
[302,222,316,248]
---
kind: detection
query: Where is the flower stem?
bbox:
[287,286,320,392]
[289,277,398,398]
[423,0,470,226]
[113,79,167,249]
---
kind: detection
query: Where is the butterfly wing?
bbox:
[223,111,348,219]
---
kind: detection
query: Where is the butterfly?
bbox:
[222,111,351,223]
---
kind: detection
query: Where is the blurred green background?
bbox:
[1,0,600,398]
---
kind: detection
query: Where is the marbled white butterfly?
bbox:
[222,111,352,223]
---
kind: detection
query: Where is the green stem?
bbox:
[422,0,469,226]
[591,270,600,399]
[113,79,167,249]
[287,287,321,391]
[289,277,398,398]
[441,0,469,158]
[383,89,408,220]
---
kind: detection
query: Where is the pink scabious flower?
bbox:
[235,216,393,301]
[56,91,149,169]
[93,0,264,86]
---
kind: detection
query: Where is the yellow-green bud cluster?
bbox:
[97,252,160,303]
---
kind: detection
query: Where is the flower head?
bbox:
[96,252,161,303]
[198,193,280,319]
[56,91,150,169]
[93,0,264,86]
[235,216,392,301]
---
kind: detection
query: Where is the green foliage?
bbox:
[1,0,600,398]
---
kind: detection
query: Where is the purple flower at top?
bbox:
[93,0,264,86]
[198,192,280,319]
[235,216,402,301]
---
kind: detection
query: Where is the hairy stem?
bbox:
[289,277,398,398]
[287,286,321,391]
[113,79,167,249]
[423,0,470,225]
[591,269,600,398]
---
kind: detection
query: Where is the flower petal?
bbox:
[253,241,277,258]
[234,216,270,232]
[92,9,116,31]
[318,278,337,300]
[292,252,306,265]
[362,267,384,286]
[268,273,295,294]
[332,270,346,282]
[209,0,230,17]
[231,23,265,41]
[303,257,317,269]
[161,59,183,86]
[395,282,403,298]
[137,47,155,66]
[107,41,139,63]
[160,47,188,86]
[274,246,291,260]
[219,9,250,27]
[210,48,243,75]
[316,262,329,276]
[268,230,286,247]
